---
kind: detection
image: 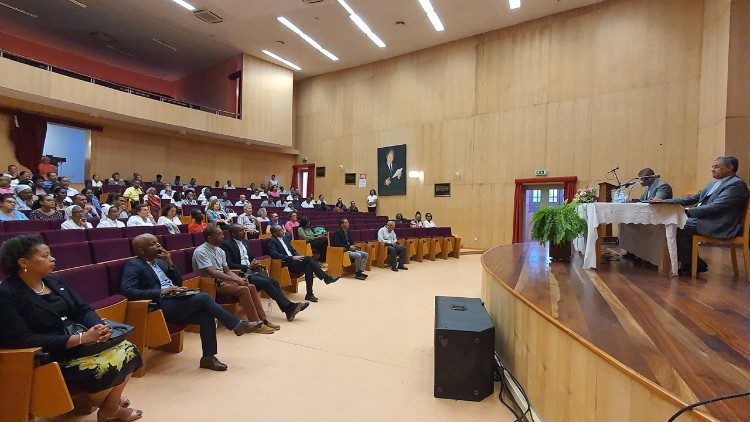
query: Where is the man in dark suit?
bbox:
[638,168,672,201]
[221,224,309,321]
[330,218,369,280]
[653,156,749,275]
[265,225,339,302]
[379,147,405,195]
[121,234,261,371]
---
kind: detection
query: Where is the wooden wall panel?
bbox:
[295,0,706,249]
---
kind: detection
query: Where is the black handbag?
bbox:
[61,316,134,359]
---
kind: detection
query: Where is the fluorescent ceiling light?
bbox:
[0,2,38,17]
[337,0,386,48]
[509,0,521,10]
[277,16,339,61]
[153,37,179,51]
[262,49,302,71]
[170,0,196,11]
[67,0,88,8]
[417,0,444,32]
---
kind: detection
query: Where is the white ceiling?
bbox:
[0,0,605,81]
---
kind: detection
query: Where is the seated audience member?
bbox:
[179,190,198,209]
[127,204,156,227]
[265,212,284,235]
[198,187,212,204]
[256,207,270,223]
[250,190,264,200]
[43,172,58,190]
[0,194,28,221]
[16,171,32,187]
[266,225,339,302]
[97,206,126,228]
[638,168,673,201]
[123,180,143,205]
[143,187,161,218]
[188,209,208,234]
[653,156,749,275]
[221,225,309,321]
[61,205,92,230]
[213,181,221,188]
[29,194,65,221]
[193,225,275,334]
[318,195,330,211]
[82,188,102,216]
[103,194,130,219]
[235,194,249,206]
[108,172,125,186]
[410,211,423,228]
[206,199,229,229]
[172,175,182,188]
[334,198,347,212]
[297,216,328,262]
[331,219,369,280]
[237,204,259,238]
[14,185,34,211]
[160,184,175,201]
[0,235,143,421]
[72,194,99,220]
[157,204,183,235]
[3,164,18,183]
[58,176,79,197]
[219,192,233,211]
[349,201,359,212]
[260,198,275,208]
[284,212,300,237]
[268,175,279,187]
[394,213,407,225]
[32,175,48,196]
[186,178,198,190]
[367,189,378,213]
[283,201,296,213]
[37,156,57,180]
[268,186,281,200]
[224,180,236,189]
[301,195,315,209]
[378,221,408,272]
[152,174,163,185]
[0,175,13,194]
[121,234,261,371]
[130,173,142,185]
[89,173,103,195]
[422,212,437,228]
[52,186,68,210]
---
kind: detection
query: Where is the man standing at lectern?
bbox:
[651,156,748,275]
[638,168,672,201]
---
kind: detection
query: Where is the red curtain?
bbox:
[9,113,47,172]
[512,176,578,244]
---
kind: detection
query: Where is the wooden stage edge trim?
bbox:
[480,245,715,422]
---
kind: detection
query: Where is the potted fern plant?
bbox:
[529,201,587,261]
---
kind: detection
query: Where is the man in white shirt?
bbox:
[301,195,315,208]
[58,176,79,197]
[268,175,279,187]
[235,194,249,206]
[378,221,408,272]
[237,204,259,238]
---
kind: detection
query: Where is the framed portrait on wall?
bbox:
[377,144,407,196]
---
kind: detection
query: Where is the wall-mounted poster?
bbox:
[377,144,407,196]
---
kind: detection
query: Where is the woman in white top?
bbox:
[157,204,182,234]
[61,205,93,230]
[97,206,125,228]
[366,189,378,213]
[127,204,156,227]
[256,207,270,223]
[422,212,437,228]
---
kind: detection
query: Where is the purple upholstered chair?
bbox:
[42,230,87,245]
[89,238,133,263]
[55,264,125,310]
[123,226,154,238]
[191,232,204,247]
[163,233,194,250]
[153,225,171,236]
[48,242,93,270]
[103,258,130,297]
[85,227,124,241]
[3,220,51,233]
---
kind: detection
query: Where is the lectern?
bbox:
[598,182,619,239]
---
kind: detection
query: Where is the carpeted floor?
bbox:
[52,255,516,421]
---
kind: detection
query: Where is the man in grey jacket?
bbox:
[638,168,672,201]
[652,156,749,275]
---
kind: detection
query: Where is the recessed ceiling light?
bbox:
[509,0,521,10]
[417,0,444,32]
[262,49,302,71]
[66,0,88,8]
[277,16,339,61]
[170,0,196,11]
[336,0,386,48]
[0,2,37,18]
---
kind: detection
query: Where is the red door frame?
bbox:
[512,176,578,244]
[291,163,316,197]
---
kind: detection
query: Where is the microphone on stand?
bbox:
[622,174,660,189]
[606,167,619,174]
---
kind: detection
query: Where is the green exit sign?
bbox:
[535,169,549,176]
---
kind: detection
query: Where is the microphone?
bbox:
[607,167,619,174]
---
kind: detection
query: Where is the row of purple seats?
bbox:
[40,226,178,245]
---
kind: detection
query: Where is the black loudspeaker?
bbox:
[434,296,495,401]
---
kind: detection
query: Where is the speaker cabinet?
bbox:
[434,296,495,401]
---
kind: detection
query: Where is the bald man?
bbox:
[121,234,262,371]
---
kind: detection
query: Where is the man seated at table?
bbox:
[265,225,339,303]
[638,168,672,201]
[121,234,262,371]
[221,224,309,321]
[652,156,749,275]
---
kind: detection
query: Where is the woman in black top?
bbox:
[0,235,143,421]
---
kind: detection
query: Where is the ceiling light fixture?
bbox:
[170,0,196,11]
[153,37,179,51]
[262,49,302,71]
[277,16,339,61]
[508,0,521,10]
[417,0,444,31]
[66,0,88,8]
[106,45,133,57]
[0,2,37,18]
[336,0,386,48]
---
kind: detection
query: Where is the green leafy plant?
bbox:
[529,201,587,246]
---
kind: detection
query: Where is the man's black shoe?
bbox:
[325,275,340,284]
[199,356,228,371]
[354,272,367,280]
[391,267,398,272]
[285,302,309,321]
[678,268,691,277]
[397,265,408,270]
[305,293,318,302]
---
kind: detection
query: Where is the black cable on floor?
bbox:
[667,391,750,422]
[494,352,534,422]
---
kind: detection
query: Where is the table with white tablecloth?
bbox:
[573,202,688,276]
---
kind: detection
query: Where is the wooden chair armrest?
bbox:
[198,276,217,299]
[31,362,73,418]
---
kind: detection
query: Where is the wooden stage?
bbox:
[481,243,749,422]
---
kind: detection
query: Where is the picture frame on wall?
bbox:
[316,167,326,178]
[345,173,356,185]
[434,183,451,197]
[377,144,407,196]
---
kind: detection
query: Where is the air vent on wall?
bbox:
[193,9,223,23]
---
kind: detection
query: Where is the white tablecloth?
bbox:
[573,203,688,275]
